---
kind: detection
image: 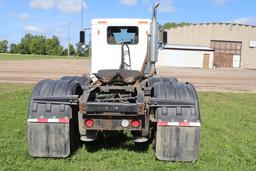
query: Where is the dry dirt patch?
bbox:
[157,66,256,92]
[0,59,255,92]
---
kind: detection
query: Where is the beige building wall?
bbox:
[167,23,256,69]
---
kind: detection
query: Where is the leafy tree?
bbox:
[3,33,76,56]
[68,44,76,56]
[9,43,19,53]
[45,36,63,56]
[162,22,191,29]
[62,48,68,56]
[18,34,33,54]
[76,42,90,57]
[29,35,47,55]
[62,44,76,56]
[0,40,8,53]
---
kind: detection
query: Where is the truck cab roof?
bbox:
[92,18,151,25]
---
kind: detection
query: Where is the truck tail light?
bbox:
[84,119,94,127]
[121,119,129,128]
[131,120,140,128]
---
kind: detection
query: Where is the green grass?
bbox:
[0,53,87,60]
[0,83,255,171]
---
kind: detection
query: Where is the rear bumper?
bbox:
[83,114,144,131]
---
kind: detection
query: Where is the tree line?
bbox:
[161,22,191,29]
[0,33,89,56]
[0,22,189,56]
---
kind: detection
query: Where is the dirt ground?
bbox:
[0,59,255,92]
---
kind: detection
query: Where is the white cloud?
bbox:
[147,0,176,13]
[212,0,229,6]
[30,0,86,13]
[158,0,176,13]
[24,26,46,34]
[120,0,176,12]
[229,17,256,26]
[57,0,85,13]
[120,0,137,6]
[30,0,55,10]
[18,13,30,20]
[9,12,30,20]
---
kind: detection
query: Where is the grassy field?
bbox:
[0,83,255,171]
[0,53,87,60]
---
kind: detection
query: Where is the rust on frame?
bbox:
[137,103,145,115]
[79,103,86,114]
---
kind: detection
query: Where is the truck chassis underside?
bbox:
[28,74,201,161]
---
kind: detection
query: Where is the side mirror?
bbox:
[159,30,168,45]
[80,31,85,44]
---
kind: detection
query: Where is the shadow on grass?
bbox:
[84,131,152,153]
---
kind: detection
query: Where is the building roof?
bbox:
[163,45,214,51]
[174,22,256,28]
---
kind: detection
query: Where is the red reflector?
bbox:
[58,118,69,123]
[37,118,48,123]
[98,21,107,24]
[157,121,168,126]
[138,21,148,24]
[179,122,189,126]
[131,120,140,128]
[84,119,94,127]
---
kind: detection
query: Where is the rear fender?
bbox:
[153,81,201,161]
[28,79,82,120]
[153,81,200,123]
[27,79,82,157]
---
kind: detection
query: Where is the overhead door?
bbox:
[210,40,242,68]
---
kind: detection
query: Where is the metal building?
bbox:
[166,23,256,69]
[158,45,214,69]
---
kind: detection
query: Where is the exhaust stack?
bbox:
[149,2,160,63]
[143,2,160,78]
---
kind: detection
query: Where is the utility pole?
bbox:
[81,0,84,30]
[67,23,70,57]
[84,28,90,40]
[84,28,91,56]
[88,32,91,57]
[79,0,85,56]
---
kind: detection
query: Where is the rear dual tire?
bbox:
[28,78,84,157]
[153,81,201,161]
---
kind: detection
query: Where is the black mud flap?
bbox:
[28,122,70,158]
[153,81,201,161]
[28,79,83,158]
[155,126,200,161]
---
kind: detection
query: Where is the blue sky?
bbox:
[0,0,255,47]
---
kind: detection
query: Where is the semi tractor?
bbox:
[28,2,201,161]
